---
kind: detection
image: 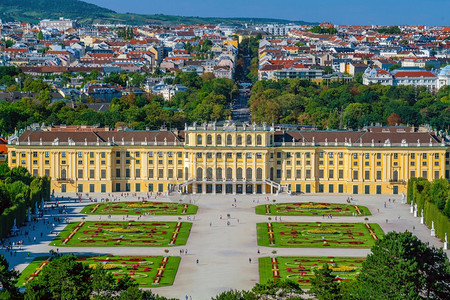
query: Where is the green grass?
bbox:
[259,256,365,288]
[16,256,48,286]
[255,202,371,216]
[17,255,180,287]
[80,202,198,215]
[50,221,191,247]
[257,222,384,248]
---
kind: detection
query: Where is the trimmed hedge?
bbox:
[0,200,27,238]
[407,178,450,241]
[424,202,450,242]
[0,166,50,239]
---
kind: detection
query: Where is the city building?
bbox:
[39,18,78,31]
[7,122,450,196]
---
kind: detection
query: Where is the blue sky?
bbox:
[84,0,449,25]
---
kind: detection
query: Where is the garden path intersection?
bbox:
[4,193,448,299]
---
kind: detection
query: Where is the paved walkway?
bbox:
[3,193,448,299]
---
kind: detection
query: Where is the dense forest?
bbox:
[1,65,450,135]
[248,79,450,130]
[0,71,236,135]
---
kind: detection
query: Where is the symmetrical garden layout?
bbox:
[257,222,384,248]
[51,221,192,247]
[255,202,371,216]
[81,202,198,215]
[17,255,180,287]
[259,256,365,288]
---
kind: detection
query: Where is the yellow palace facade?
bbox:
[7,122,450,195]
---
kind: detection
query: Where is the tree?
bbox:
[90,263,136,299]
[25,255,138,300]
[309,264,341,300]
[252,280,303,299]
[389,64,401,71]
[37,31,44,41]
[353,231,450,299]
[323,66,333,74]
[25,255,93,300]
[377,26,401,34]
[0,255,20,299]
[387,112,402,126]
[118,286,171,300]
[211,289,256,300]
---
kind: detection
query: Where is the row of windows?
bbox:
[11,151,445,160]
[196,152,264,159]
[195,134,264,146]
[115,168,184,179]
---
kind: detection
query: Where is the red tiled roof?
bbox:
[0,137,7,154]
[394,71,436,78]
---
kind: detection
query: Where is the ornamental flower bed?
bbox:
[51,221,192,247]
[256,202,371,216]
[81,202,198,216]
[257,222,384,248]
[259,256,365,288]
[17,255,181,288]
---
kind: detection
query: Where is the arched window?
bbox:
[236,167,243,180]
[216,167,222,180]
[270,167,274,180]
[226,167,233,180]
[269,135,273,145]
[186,134,190,144]
[197,134,202,145]
[226,134,232,145]
[247,135,252,145]
[216,134,222,145]
[61,169,67,179]
[246,168,252,180]
[185,167,189,180]
[256,168,263,180]
[196,167,203,181]
[393,170,398,182]
[256,134,262,145]
[237,135,242,145]
[206,167,213,180]
[207,134,212,145]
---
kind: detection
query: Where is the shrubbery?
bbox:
[0,164,50,238]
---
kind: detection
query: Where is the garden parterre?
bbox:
[259,256,365,288]
[81,201,198,215]
[255,202,371,216]
[257,222,384,248]
[17,255,180,287]
[51,221,192,247]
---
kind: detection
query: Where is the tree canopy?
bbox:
[25,255,136,300]
[351,231,450,299]
[248,79,450,130]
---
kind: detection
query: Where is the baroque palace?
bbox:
[6,121,450,195]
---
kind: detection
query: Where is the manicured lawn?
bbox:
[255,202,371,216]
[17,255,180,287]
[16,256,47,286]
[81,202,198,215]
[51,221,191,247]
[259,256,365,288]
[257,222,383,248]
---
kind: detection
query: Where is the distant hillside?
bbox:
[0,0,316,25]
